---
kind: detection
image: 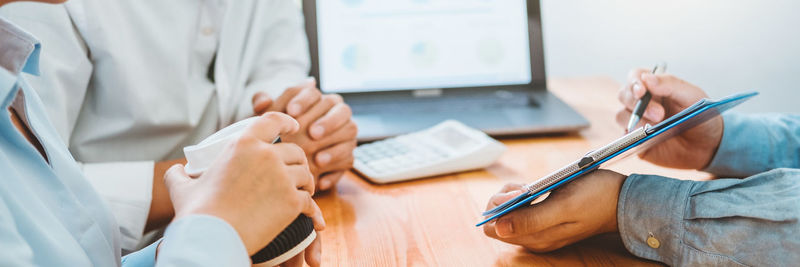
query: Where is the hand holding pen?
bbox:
[626,63,667,132]
[616,65,724,170]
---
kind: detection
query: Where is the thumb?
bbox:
[246,112,301,143]
[164,164,192,192]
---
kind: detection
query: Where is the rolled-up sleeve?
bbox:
[155,215,250,267]
[704,113,800,177]
[81,161,154,252]
[618,169,800,266]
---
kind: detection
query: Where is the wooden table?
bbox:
[315,77,710,266]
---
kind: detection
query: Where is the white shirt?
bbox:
[0,16,249,266]
[0,0,310,251]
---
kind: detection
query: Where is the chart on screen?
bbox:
[316,0,532,93]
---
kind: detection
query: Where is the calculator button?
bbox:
[368,159,391,168]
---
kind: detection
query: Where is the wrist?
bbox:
[699,117,725,170]
[604,171,627,233]
[146,158,186,231]
[174,205,274,255]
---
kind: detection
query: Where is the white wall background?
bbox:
[540,0,800,113]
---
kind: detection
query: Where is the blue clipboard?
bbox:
[477,91,758,226]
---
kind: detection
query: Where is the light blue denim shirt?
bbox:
[619,113,800,266]
[0,17,249,266]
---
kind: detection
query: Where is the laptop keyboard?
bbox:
[348,91,534,113]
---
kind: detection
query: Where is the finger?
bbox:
[484,183,525,210]
[296,94,343,128]
[627,68,651,99]
[500,183,525,193]
[485,189,525,210]
[270,78,316,112]
[312,121,358,152]
[315,140,356,168]
[304,234,322,267]
[315,157,353,181]
[273,143,308,166]
[483,221,500,239]
[278,253,304,267]
[493,199,566,238]
[489,222,578,253]
[640,73,676,98]
[164,164,192,190]
[616,95,666,124]
[309,102,352,140]
[287,88,322,117]
[626,68,651,84]
[252,92,273,115]
[317,171,345,191]
[641,73,706,102]
[616,108,659,131]
[246,112,300,144]
[297,191,326,231]
[493,190,525,205]
[619,68,653,109]
[287,164,315,195]
[642,100,666,122]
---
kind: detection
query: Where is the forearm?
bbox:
[617,171,800,266]
[146,158,185,232]
[705,113,800,177]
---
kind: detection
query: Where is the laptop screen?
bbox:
[315,0,533,93]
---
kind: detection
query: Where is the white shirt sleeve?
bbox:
[155,215,250,267]
[234,0,311,121]
[81,161,155,252]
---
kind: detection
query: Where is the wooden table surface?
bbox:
[314,77,710,266]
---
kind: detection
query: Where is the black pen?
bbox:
[627,63,667,132]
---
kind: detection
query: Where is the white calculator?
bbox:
[353,120,507,184]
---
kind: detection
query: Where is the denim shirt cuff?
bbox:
[703,113,765,177]
[617,174,695,266]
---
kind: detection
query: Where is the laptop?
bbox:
[303,0,589,141]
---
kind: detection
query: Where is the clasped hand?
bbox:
[252,78,358,191]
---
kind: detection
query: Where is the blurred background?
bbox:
[294,0,800,113]
[541,0,800,113]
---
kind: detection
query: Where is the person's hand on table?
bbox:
[164,112,325,266]
[616,69,723,170]
[252,78,358,191]
[483,170,626,252]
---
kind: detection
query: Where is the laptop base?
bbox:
[348,89,589,142]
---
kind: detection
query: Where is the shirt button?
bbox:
[647,233,661,249]
[202,27,215,36]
